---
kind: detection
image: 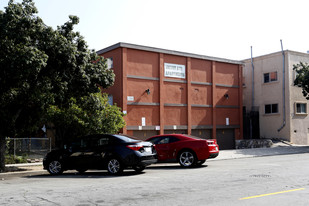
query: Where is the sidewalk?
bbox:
[1,144,309,177]
[209,144,309,161]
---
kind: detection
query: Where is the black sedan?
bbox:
[43,134,157,175]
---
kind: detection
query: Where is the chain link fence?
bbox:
[6,137,51,160]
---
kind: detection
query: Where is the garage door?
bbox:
[164,130,187,135]
[133,130,159,140]
[191,129,212,139]
[216,129,235,150]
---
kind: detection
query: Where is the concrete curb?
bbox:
[6,162,42,167]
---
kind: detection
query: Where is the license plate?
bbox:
[144,147,152,153]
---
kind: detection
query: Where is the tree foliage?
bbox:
[0,0,121,172]
[293,62,309,99]
[47,91,125,145]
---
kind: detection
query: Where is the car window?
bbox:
[169,137,180,143]
[98,137,109,146]
[149,137,164,144]
[80,136,108,148]
[149,136,180,144]
[76,135,133,148]
[157,137,169,144]
[69,141,82,149]
[80,139,90,148]
[148,137,163,144]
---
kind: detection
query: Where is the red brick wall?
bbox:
[99,45,243,141]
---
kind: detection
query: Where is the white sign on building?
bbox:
[127,96,134,101]
[164,63,186,79]
[142,117,146,126]
[226,118,229,126]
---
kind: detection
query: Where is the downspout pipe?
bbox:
[278,39,286,132]
[250,46,254,139]
[251,46,255,111]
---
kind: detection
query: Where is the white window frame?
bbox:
[295,102,307,115]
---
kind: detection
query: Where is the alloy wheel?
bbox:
[48,160,63,175]
[107,159,122,174]
[179,151,195,167]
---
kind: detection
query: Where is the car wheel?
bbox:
[133,165,146,173]
[178,150,197,167]
[107,158,123,175]
[196,160,206,166]
[47,160,63,175]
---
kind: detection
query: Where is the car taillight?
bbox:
[126,145,144,151]
[206,139,217,145]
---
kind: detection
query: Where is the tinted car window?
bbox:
[70,141,81,148]
[79,135,109,148]
[157,137,169,144]
[149,136,180,144]
[169,137,180,143]
[148,137,164,144]
[157,136,180,144]
[98,137,109,146]
[80,139,89,148]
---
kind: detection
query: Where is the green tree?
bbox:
[293,62,309,99]
[46,91,125,146]
[0,0,118,172]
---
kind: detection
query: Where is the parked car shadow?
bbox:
[148,163,208,170]
[23,170,145,179]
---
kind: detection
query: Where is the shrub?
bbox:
[5,155,28,164]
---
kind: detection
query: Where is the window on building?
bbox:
[107,57,113,69]
[264,71,277,83]
[295,103,307,115]
[265,104,278,114]
[108,95,113,105]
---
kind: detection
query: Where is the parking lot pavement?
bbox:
[1,144,309,178]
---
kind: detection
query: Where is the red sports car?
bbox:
[146,134,219,167]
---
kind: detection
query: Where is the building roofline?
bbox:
[242,50,309,62]
[97,42,243,65]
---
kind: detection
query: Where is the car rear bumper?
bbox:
[139,156,157,166]
[209,152,219,158]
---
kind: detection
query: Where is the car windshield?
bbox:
[114,134,140,143]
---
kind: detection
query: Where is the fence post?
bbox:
[29,137,31,153]
[14,138,16,157]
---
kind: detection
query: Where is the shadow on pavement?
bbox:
[149,163,208,170]
[23,170,145,179]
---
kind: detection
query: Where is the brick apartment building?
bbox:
[97,43,243,149]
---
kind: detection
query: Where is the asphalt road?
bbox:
[1,153,309,206]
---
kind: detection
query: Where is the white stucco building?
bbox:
[243,50,309,145]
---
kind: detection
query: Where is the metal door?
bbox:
[216,129,235,150]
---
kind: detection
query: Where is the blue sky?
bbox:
[1,0,309,60]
